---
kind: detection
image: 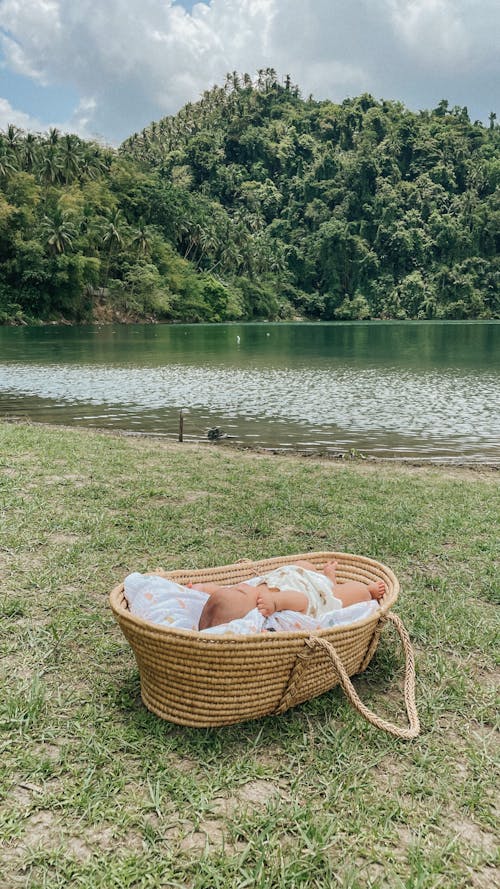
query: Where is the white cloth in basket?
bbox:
[124,573,378,635]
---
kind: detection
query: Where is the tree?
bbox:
[23,133,39,172]
[130,219,153,257]
[4,124,22,153]
[37,147,61,185]
[101,209,125,285]
[117,261,171,316]
[0,141,17,179]
[59,134,82,183]
[335,291,371,319]
[47,128,60,146]
[40,208,76,255]
[0,77,498,324]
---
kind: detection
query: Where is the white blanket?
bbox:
[124,572,379,635]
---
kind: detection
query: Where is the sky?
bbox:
[0,0,498,146]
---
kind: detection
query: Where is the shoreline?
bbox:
[3,416,499,473]
[3,315,500,328]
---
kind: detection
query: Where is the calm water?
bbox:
[0,321,499,460]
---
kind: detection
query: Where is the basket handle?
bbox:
[280,613,420,739]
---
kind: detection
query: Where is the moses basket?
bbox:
[110,552,420,739]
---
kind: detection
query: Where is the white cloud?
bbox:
[387,0,469,66]
[0,0,499,143]
[0,96,46,132]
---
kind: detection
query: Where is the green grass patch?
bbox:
[0,422,498,888]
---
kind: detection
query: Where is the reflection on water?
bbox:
[0,322,499,459]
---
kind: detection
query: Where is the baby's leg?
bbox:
[322,560,338,583]
[193,580,261,598]
[334,579,385,607]
[289,559,385,605]
[256,584,308,617]
[191,581,221,594]
[292,559,319,571]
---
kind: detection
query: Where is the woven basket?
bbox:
[110,551,420,738]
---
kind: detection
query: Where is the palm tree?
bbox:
[264,68,278,92]
[23,133,39,171]
[59,133,82,183]
[179,219,204,261]
[80,150,101,180]
[37,147,61,184]
[130,219,153,257]
[5,123,22,152]
[47,127,60,146]
[101,209,125,284]
[41,208,76,254]
[222,242,244,273]
[195,226,219,269]
[420,293,437,318]
[0,140,17,178]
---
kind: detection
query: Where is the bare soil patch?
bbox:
[470,864,500,888]
[237,778,289,805]
[21,809,58,848]
[452,818,497,855]
[46,533,80,545]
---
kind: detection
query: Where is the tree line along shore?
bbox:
[1,69,498,326]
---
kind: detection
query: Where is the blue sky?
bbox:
[0,60,79,123]
[1,0,498,145]
[176,0,208,9]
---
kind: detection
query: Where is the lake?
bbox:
[0,321,499,461]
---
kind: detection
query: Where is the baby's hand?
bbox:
[256,591,276,617]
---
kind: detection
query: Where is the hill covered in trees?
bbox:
[1,70,499,324]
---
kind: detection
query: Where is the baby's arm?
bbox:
[256,588,308,617]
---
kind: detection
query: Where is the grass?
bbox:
[0,420,498,889]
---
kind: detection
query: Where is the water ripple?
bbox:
[1,362,499,453]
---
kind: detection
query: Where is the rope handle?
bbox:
[313,613,420,739]
[279,613,420,739]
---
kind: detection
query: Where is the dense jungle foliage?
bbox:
[1,70,499,324]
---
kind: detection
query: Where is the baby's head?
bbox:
[198,586,257,631]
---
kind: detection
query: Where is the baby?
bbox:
[197,559,385,631]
